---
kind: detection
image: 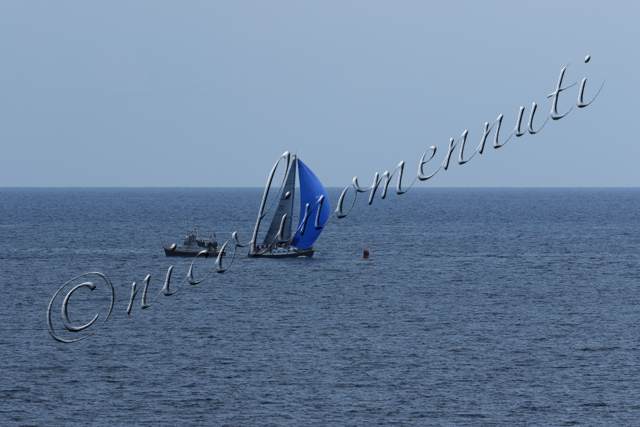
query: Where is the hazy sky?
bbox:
[1,1,637,187]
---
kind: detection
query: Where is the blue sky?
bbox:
[1,1,637,187]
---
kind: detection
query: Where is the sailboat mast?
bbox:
[290,155,297,241]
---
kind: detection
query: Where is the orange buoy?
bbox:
[363,249,370,259]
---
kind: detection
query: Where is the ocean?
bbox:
[1,187,639,426]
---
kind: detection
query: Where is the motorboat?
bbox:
[163,227,225,258]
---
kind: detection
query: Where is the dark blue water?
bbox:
[1,188,639,426]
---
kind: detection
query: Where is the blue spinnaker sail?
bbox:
[291,159,329,249]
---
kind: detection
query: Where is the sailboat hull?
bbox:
[248,247,314,259]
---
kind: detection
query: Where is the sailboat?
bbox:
[249,155,329,258]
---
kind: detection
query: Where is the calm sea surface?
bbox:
[1,187,639,426]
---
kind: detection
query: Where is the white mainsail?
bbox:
[261,157,297,246]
